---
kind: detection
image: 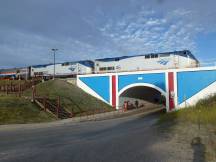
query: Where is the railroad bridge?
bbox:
[77,67,216,112]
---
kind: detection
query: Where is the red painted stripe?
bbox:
[168,72,175,111]
[112,75,116,108]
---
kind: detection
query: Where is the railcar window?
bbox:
[145,55,150,59]
[150,54,158,58]
[62,62,70,66]
[107,67,115,70]
[99,67,106,71]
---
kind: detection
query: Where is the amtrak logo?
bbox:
[69,67,76,71]
[157,59,169,65]
[138,77,143,80]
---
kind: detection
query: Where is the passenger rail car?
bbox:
[0,68,29,80]
[30,60,94,78]
[94,50,199,73]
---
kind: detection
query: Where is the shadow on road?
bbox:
[191,137,206,162]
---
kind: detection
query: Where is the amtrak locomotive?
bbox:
[94,50,199,73]
[0,50,199,79]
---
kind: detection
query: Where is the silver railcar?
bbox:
[30,60,94,78]
[94,50,199,73]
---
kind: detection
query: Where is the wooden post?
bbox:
[10,82,12,92]
[18,83,21,97]
[6,84,8,95]
[56,96,60,118]
[31,85,35,102]
[43,97,46,111]
[70,107,73,118]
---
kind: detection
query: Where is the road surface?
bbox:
[0,111,194,162]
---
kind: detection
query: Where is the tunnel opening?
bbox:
[119,86,166,111]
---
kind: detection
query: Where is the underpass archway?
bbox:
[118,83,167,111]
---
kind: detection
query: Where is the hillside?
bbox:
[23,79,113,116]
[0,96,55,124]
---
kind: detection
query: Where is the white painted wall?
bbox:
[177,81,216,109]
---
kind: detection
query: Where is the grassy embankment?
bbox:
[159,94,216,125]
[0,79,112,124]
[0,80,56,124]
[23,79,112,115]
[0,96,55,124]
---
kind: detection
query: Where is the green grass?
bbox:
[0,80,25,86]
[159,95,216,125]
[23,79,113,115]
[0,96,55,125]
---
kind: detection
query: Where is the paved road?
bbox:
[0,111,192,162]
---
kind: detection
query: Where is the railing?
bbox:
[29,83,117,119]
[33,96,72,119]
[33,96,118,120]
[0,79,41,96]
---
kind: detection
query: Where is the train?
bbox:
[0,50,199,80]
[0,67,28,80]
[0,60,94,80]
[94,50,199,73]
[30,60,94,78]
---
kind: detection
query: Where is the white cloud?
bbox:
[1,0,216,68]
[98,7,209,55]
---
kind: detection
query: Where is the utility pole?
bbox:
[51,48,58,80]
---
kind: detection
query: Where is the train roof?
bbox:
[0,68,20,73]
[61,60,94,68]
[95,50,198,62]
[31,60,94,68]
[31,63,53,68]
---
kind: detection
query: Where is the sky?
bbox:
[0,0,216,68]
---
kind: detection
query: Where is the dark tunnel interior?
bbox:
[120,86,166,105]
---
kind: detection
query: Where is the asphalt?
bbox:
[0,111,187,162]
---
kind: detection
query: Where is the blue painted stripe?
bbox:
[79,76,110,103]
[177,70,216,104]
[118,73,166,92]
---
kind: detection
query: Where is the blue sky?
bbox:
[0,0,216,68]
